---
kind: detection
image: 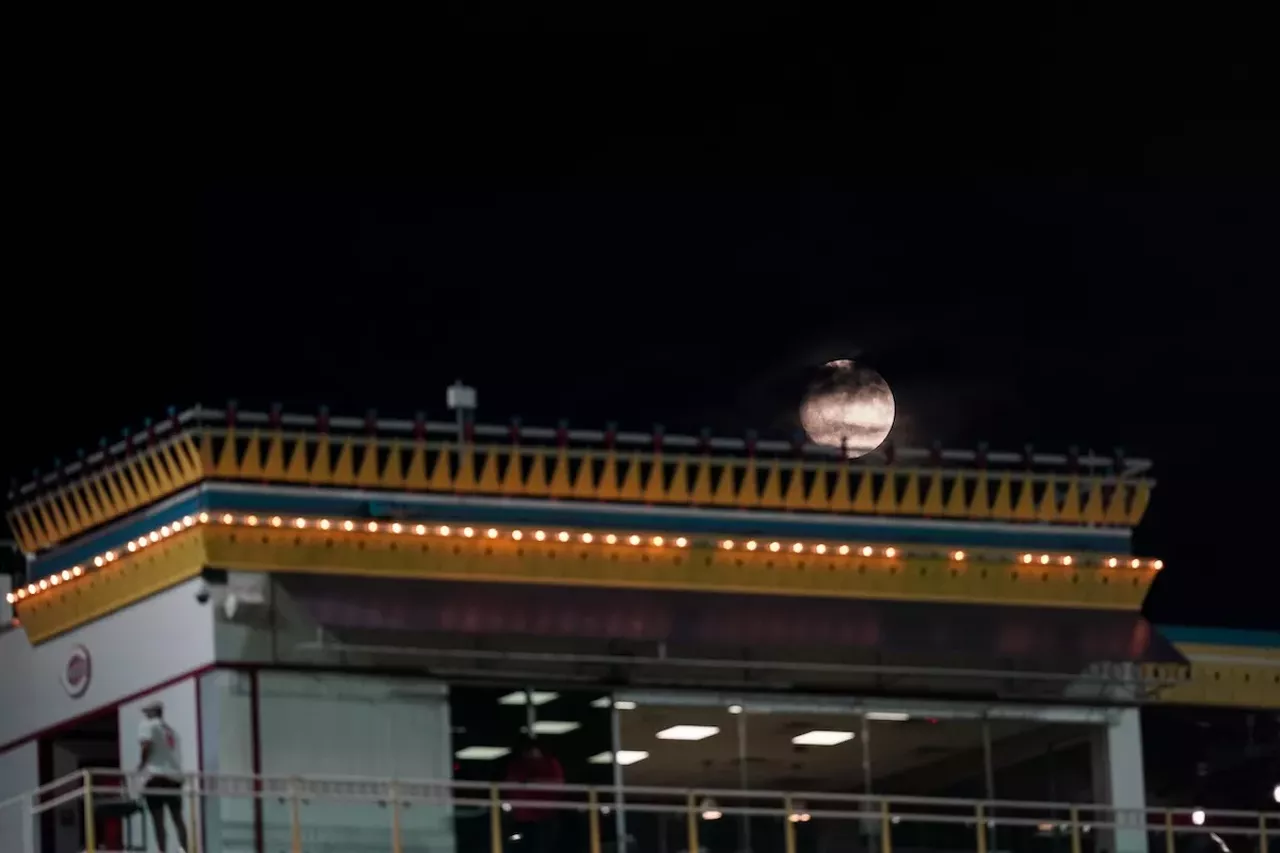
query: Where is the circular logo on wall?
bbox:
[61,645,92,698]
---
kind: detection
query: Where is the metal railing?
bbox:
[3,768,1273,853]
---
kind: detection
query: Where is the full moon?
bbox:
[799,359,896,458]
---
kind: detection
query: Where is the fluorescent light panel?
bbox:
[498,691,559,706]
[865,712,911,722]
[588,750,649,766]
[590,697,637,710]
[531,720,580,735]
[656,725,720,741]
[455,746,511,760]
[792,730,855,746]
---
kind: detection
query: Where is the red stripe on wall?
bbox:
[0,663,217,754]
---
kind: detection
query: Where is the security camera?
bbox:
[195,582,211,604]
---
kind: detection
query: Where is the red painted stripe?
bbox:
[0,663,217,754]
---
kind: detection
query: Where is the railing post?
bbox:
[976,803,987,853]
[1259,814,1268,853]
[881,799,892,853]
[489,784,503,853]
[1164,809,1175,853]
[390,782,403,853]
[82,769,96,853]
[22,792,35,853]
[684,792,699,853]
[289,779,303,853]
[1070,806,1082,853]
[783,796,797,853]
[187,778,201,853]
[588,788,602,853]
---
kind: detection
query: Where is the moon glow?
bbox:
[800,359,896,458]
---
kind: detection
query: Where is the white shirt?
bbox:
[138,718,183,779]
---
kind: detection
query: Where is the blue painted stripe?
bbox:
[1158,625,1280,650]
[29,482,1134,578]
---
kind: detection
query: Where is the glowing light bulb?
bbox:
[183,515,194,526]
[271,516,283,527]
[319,519,331,530]
[1107,557,1118,568]
[221,514,234,524]
[953,551,966,561]
[137,537,147,548]
[198,512,210,523]
[581,533,593,543]
[769,542,781,552]
[884,547,897,558]
[246,515,259,526]
[1152,559,1163,570]
[105,551,116,561]
[72,566,83,576]
[792,543,804,553]
[439,525,451,535]
[1062,556,1073,566]
[61,570,71,580]
[127,542,137,552]
[1039,554,1050,565]
[557,531,570,542]
[629,535,641,545]
[150,532,160,543]
[722,540,734,550]
[1021,554,1033,564]
[463,527,475,538]
[675,537,688,547]
[838,544,850,555]
[161,526,172,537]
[604,534,617,544]
[486,528,498,539]
[367,521,379,532]
[39,580,48,590]
[415,524,427,535]
[512,530,523,540]
[815,544,826,554]
[94,557,105,567]
[746,540,758,551]
[652,536,664,546]
[1130,558,1141,569]
[534,530,546,541]
[392,523,404,534]
[861,546,873,557]
[295,518,307,528]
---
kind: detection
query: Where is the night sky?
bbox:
[6,24,1277,630]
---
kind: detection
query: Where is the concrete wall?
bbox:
[256,672,455,853]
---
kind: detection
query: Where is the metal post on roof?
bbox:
[447,381,477,445]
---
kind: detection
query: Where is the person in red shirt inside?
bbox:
[504,739,565,852]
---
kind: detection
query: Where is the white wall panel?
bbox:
[119,678,200,853]
[0,579,216,750]
[257,672,454,853]
[0,743,39,853]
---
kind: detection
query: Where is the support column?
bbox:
[1091,708,1148,853]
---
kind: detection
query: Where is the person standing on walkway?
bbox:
[136,699,189,853]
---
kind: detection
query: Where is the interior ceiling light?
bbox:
[531,721,580,735]
[588,750,649,766]
[590,697,637,710]
[865,712,911,722]
[455,746,511,761]
[656,725,721,741]
[497,691,559,706]
[792,730,856,746]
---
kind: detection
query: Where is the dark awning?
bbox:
[279,574,1183,675]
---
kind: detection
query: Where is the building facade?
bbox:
[2,405,1277,853]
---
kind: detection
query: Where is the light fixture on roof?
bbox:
[588,750,649,766]
[455,746,511,761]
[728,704,743,715]
[531,721,580,735]
[792,730,855,746]
[1191,809,1205,826]
[498,690,559,706]
[700,798,723,820]
[656,725,720,741]
[865,712,910,722]
[1273,783,1279,804]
